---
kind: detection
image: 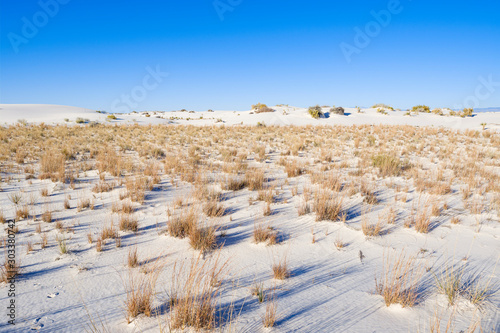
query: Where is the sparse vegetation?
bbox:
[308,105,323,119]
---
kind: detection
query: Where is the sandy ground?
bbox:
[0,104,498,332]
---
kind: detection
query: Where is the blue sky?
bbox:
[1,0,499,112]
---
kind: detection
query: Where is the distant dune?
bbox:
[1,104,499,131]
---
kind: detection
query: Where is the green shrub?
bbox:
[252,103,274,113]
[431,108,443,116]
[411,105,431,113]
[308,105,323,119]
[462,108,474,117]
[107,114,117,120]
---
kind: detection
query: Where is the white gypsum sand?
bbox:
[0,104,498,332]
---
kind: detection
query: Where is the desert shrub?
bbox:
[461,108,474,117]
[411,105,431,113]
[107,114,117,120]
[308,105,323,119]
[431,108,444,116]
[252,103,274,113]
[330,106,345,115]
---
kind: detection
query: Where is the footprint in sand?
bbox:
[47,292,59,298]
[31,317,44,330]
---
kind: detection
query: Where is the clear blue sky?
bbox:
[1,0,499,112]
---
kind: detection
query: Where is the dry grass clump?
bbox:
[204,199,225,217]
[414,209,431,233]
[361,218,383,237]
[253,223,278,245]
[92,181,114,193]
[245,168,265,191]
[169,254,229,330]
[188,222,218,252]
[297,199,311,216]
[313,190,343,221]
[0,258,21,283]
[257,189,275,204]
[281,159,303,177]
[124,261,162,323]
[101,223,117,240]
[56,235,68,254]
[95,238,103,252]
[97,147,122,177]
[15,205,29,221]
[375,250,423,307]
[63,197,71,209]
[77,198,91,211]
[371,154,411,177]
[125,177,149,204]
[119,214,138,232]
[168,207,198,238]
[41,209,52,223]
[39,151,65,181]
[263,291,278,328]
[128,248,139,268]
[434,264,464,306]
[272,254,289,280]
[221,175,246,191]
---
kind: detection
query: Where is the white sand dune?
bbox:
[1,104,500,131]
[0,104,98,124]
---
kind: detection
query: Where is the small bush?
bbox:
[252,103,274,113]
[308,105,323,119]
[411,105,431,113]
[107,114,117,120]
[330,106,345,115]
